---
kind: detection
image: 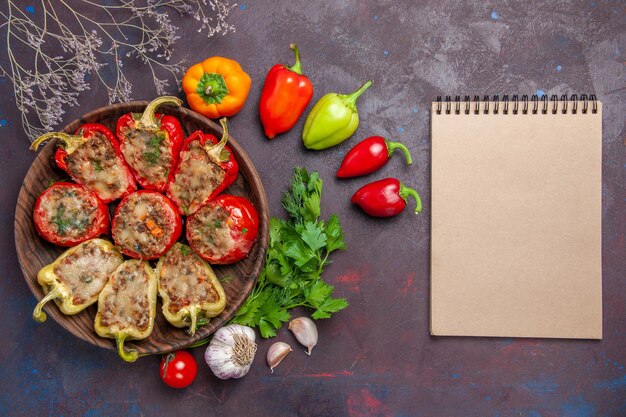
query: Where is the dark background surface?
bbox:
[1,1,625,416]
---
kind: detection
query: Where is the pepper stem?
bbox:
[32,286,63,323]
[385,140,413,165]
[30,132,87,154]
[139,96,182,129]
[116,334,140,363]
[204,118,231,162]
[188,306,199,336]
[343,80,373,107]
[287,43,303,75]
[399,183,423,214]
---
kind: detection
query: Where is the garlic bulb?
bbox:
[288,317,318,355]
[266,342,292,373]
[205,324,257,379]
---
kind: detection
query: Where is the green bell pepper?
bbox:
[302,80,373,150]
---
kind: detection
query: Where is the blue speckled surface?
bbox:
[0,1,624,416]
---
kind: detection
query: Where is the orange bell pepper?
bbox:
[182,57,252,119]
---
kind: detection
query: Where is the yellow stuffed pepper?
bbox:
[33,239,124,322]
[156,243,227,335]
[94,259,158,362]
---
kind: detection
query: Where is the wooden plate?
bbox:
[14,102,269,356]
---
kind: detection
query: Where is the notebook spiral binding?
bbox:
[435,94,598,115]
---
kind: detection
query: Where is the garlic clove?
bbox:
[288,317,318,355]
[266,342,292,373]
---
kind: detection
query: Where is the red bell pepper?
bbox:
[116,96,185,192]
[259,43,314,139]
[166,118,239,215]
[186,194,259,264]
[33,182,110,247]
[337,136,413,178]
[30,124,137,203]
[351,178,422,217]
[111,190,182,260]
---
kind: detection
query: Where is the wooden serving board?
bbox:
[14,102,269,356]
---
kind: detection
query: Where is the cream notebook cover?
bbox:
[430,95,602,339]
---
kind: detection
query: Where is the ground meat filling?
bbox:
[120,125,172,186]
[54,241,123,305]
[113,193,174,258]
[187,204,236,258]
[40,187,99,241]
[99,262,151,332]
[160,246,220,314]
[168,141,225,214]
[65,132,132,201]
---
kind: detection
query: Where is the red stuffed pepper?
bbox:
[116,96,185,192]
[351,178,422,218]
[30,124,137,203]
[33,182,110,247]
[186,194,259,264]
[166,118,239,215]
[259,43,314,139]
[112,190,182,260]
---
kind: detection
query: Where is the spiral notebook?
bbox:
[430,95,602,339]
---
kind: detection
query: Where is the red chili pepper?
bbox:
[259,43,314,139]
[337,136,412,178]
[351,178,422,217]
[187,194,259,264]
[166,118,239,215]
[30,124,137,203]
[116,96,185,192]
[33,182,109,247]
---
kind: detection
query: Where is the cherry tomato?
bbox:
[159,351,198,389]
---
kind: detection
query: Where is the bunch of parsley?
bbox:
[230,167,348,338]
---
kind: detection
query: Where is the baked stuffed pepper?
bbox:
[116,96,184,192]
[166,118,238,215]
[32,239,124,322]
[33,182,110,247]
[186,194,259,264]
[156,243,227,335]
[111,190,182,260]
[30,124,137,203]
[95,259,157,362]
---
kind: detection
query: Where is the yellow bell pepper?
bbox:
[182,56,252,119]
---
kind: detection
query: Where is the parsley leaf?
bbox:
[229,167,348,338]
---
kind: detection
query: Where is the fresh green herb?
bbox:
[241,227,248,235]
[92,160,103,172]
[213,220,222,228]
[229,167,348,338]
[143,151,160,165]
[180,245,191,256]
[142,133,164,165]
[51,206,88,236]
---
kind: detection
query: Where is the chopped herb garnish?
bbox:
[142,133,165,165]
[241,227,248,235]
[92,160,103,172]
[180,245,191,256]
[213,220,222,228]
